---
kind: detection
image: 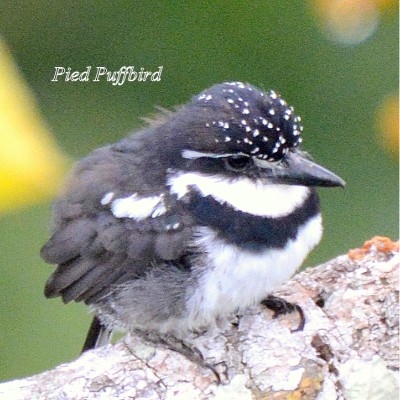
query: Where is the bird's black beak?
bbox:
[256,151,346,187]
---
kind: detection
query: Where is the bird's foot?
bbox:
[261,295,305,332]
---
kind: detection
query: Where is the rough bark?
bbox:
[1,237,398,400]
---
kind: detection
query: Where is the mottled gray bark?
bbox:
[1,238,398,400]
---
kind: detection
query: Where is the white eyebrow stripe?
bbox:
[181,149,249,160]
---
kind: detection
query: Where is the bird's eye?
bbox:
[225,156,252,171]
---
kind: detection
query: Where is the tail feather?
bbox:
[81,316,113,353]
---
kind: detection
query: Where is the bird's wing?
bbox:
[42,147,194,305]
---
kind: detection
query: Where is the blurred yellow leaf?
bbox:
[0,39,70,213]
[311,0,398,20]
[376,94,399,159]
[310,0,398,45]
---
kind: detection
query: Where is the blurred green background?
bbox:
[0,1,398,382]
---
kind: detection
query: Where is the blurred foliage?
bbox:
[0,1,398,382]
[0,40,70,212]
[376,93,399,157]
[311,0,398,45]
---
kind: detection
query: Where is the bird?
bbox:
[42,81,345,356]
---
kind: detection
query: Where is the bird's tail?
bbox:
[81,316,113,353]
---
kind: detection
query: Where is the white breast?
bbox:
[186,214,323,329]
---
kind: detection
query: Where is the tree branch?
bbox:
[1,237,398,400]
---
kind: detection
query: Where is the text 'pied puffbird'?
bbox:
[42,82,345,352]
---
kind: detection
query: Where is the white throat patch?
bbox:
[168,171,310,218]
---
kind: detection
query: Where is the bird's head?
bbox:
[162,81,346,189]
